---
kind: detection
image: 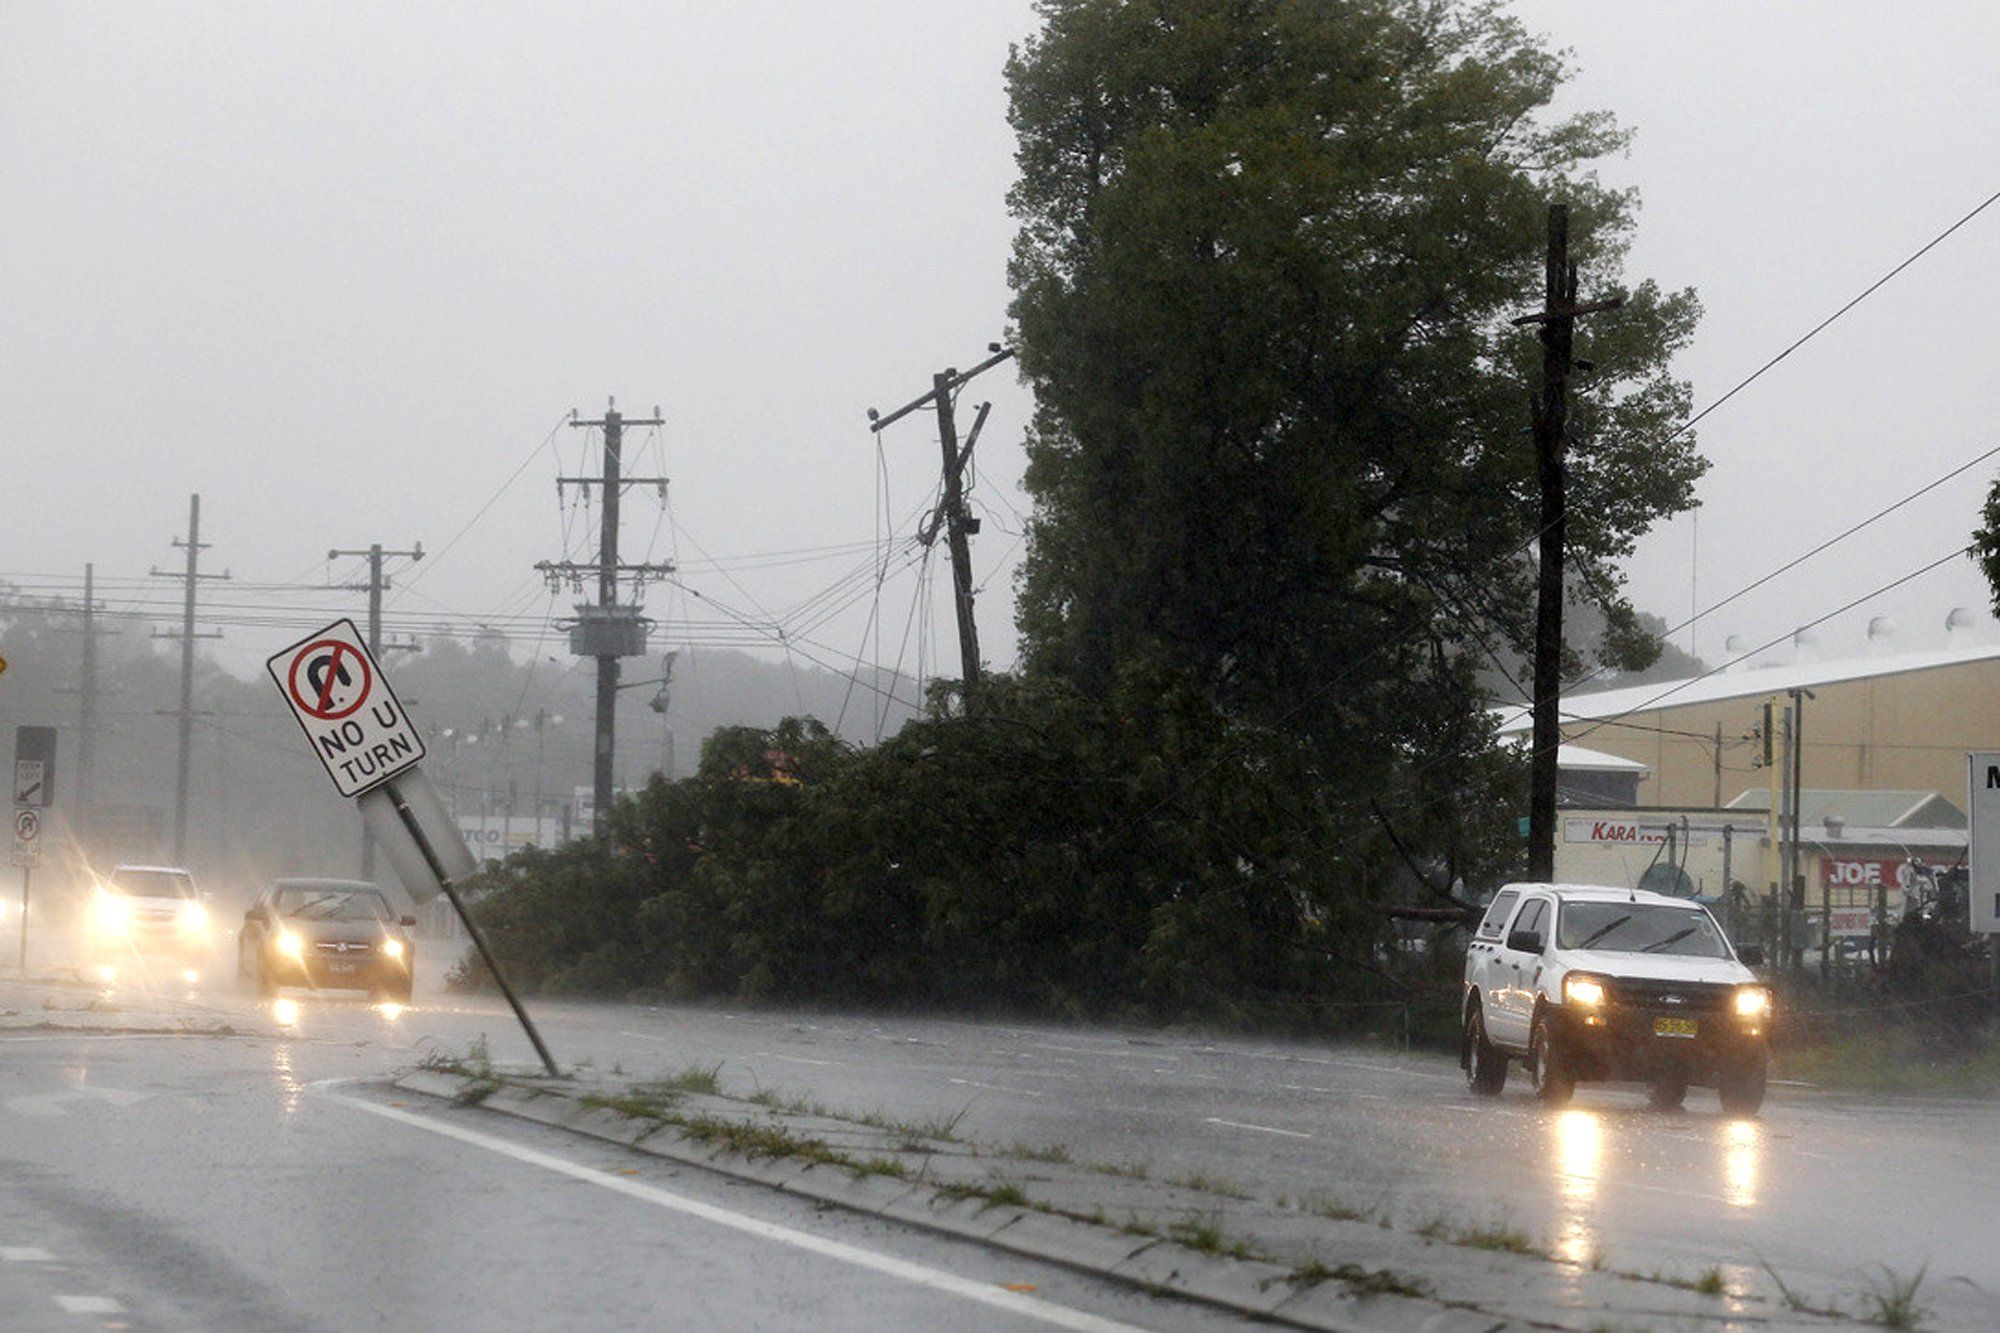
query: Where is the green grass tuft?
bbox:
[1856,1264,1932,1329]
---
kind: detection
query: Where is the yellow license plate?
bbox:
[1653,1016,1698,1039]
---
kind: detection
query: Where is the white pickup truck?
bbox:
[1461,883,1772,1114]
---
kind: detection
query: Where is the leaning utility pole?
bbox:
[1515,205,1621,882]
[329,540,424,879]
[868,343,1015,693]
[535,401,670,827]
[150,494,229,864]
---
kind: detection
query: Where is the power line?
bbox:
[1671,184,2000,442]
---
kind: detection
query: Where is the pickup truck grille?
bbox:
[1604,980,1733,1013]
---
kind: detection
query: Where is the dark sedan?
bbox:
[238,880,416,1002]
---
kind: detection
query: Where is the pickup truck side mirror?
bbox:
[399,915,417,928]
[1737,944,1765,967]
[1506,928,1544,954]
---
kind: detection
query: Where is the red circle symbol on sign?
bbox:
[288,640,372,721]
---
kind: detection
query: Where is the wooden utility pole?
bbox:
[868,344,1014,695]
[149,495,228,864]
[56,563,113,817]
[329,539,424,879]
[1515,205,1621,882]
[535,401,670,829]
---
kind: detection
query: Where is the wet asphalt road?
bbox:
[6,949,1998,1328]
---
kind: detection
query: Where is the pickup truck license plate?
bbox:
[327,961,356,975]
[1653,1016,1697,1039]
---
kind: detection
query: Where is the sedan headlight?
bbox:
[381,938,405,960]
[1734,986,1772,1019]
[1564,975,1607,1008]
[275,930,305,959]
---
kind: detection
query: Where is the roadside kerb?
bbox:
[392,1064,1835,1332]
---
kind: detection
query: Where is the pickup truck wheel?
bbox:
[1647,1077,1688,1111]
[1717,1053,1768,1116]
[1463,1005,1507,1096]
[1530,1013,1575,1106]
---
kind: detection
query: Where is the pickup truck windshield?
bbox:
[1556,902,1729,958]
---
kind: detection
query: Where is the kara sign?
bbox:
[1564,818,1711,847]
[266,620,425,797]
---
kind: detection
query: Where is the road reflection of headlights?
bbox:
[382,938,405,960]
[275,930,304,959]
[1564,975,1606,1007]
[1734,987,1771,1019]
[272,997,301,1026]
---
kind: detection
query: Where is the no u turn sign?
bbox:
[267,619,425,797]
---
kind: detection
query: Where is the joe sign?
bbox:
[266,619,425,797]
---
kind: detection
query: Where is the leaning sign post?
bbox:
[12,724,56,973]
[268,619,559,1076]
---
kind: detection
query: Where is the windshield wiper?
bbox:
[1574,914,1633,950]
[1642,927,1698,954]
[289,893,344,920]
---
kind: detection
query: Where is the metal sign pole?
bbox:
[16,865,28,973]
[379,779,559,1078]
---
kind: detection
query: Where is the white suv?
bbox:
[1461,883,1772,1114]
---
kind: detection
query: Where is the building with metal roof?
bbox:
[1492,638,2000,811]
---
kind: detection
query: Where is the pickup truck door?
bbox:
[1466,889,1518,1034]
[1488,896,1549,1050]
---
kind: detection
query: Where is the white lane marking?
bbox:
[1,1248,54,1262]
[1203,1116,1312,1140]
[317,1085,1138,1333]
[55,1295,123,1314]
[947,1078,1044,1098]
[751,1051,839,1068]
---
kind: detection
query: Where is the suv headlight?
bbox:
[1734,986,1772,1019]
[94,893,131,934]
[178,902,209,935]
[1564,974,1607,1008]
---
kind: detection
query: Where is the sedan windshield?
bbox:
[277,889,392,922]
[1556,902,1729,958]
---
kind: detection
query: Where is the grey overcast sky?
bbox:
[4,2,1999,694]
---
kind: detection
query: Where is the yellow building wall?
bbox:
[1560,657,2000,811]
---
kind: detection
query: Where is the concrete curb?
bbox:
[389,1067,1502,1332]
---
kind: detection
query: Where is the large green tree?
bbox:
[1005,0,1704,750]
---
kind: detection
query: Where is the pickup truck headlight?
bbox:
[1734,986,1772,1019]
[1564,975,1607,1008]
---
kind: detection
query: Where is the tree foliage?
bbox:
[1006,0,1704,722]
